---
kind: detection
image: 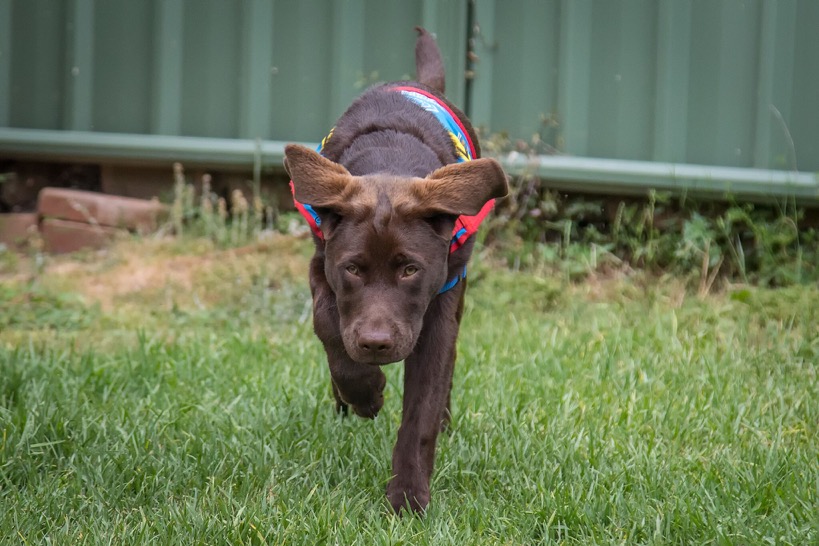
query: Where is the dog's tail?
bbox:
[414,27,445,93]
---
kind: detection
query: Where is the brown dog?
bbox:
[284,28,508,513]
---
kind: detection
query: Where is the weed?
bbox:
[161,163,282,249]
[0,281,97,331]
[488,170,818,290]
[478,130,817,289]
[0,244,20,274]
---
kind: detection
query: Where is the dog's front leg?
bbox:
[310,253,386,418]
[387,285,464,513]
[324,343,387,418]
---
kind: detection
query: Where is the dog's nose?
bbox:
[357,330,394,355]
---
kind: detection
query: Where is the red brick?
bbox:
[0,213,39,249]
[40,218,125,254]
[38,187,168,234]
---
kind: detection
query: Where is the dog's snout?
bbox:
[344,320,414,365]
[357,330,394,354]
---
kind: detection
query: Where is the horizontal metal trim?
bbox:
[1,128,817,203]
[0,128,299,170]
[501,152,819,204]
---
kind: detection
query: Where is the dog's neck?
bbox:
[338,131,444,178]
[317,85,476,178]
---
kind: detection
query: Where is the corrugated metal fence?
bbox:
[1,0,817,200]
[469,0,819,172]
[1,0,467,141]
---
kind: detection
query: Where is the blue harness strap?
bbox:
[393,88,473,163]
[438,265,467,295]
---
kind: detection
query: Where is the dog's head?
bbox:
[285,144,507,365]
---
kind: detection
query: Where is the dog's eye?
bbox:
[403,265,419,277]
[345,264,360,276]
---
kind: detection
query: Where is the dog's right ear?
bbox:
[284,144,360,214]
[411,157,508,217]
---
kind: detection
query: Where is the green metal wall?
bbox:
[1,0,467,141]
[1,0,818,174]
[469,0,819,172]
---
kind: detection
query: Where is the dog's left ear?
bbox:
[411,158,508,216]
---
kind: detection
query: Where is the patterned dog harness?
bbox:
[291,85,494,293]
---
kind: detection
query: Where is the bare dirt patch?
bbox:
[6,234,312,313]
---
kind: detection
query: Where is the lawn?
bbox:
[1,234,817,544]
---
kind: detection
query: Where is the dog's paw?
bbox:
[386,479,429,514]
[331,372,385,419]
[350,395,383,419]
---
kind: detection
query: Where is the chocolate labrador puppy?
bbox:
[284,27,508,513]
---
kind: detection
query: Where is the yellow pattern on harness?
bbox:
[320,127,335,151]
[449,132,469,162]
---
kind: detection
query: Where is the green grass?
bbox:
[1,236,817,544]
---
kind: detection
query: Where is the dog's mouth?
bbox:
[344,341,413,366]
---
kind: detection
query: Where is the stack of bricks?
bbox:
[0,188,168,253]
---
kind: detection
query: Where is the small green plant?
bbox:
[0,244,20,274]
[479,128,816,289]
[0,281,97,330]
[164,164,278,248]
[489,169,817,290]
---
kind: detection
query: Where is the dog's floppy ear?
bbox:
[284,144,360,213]
[411,158,508,216]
